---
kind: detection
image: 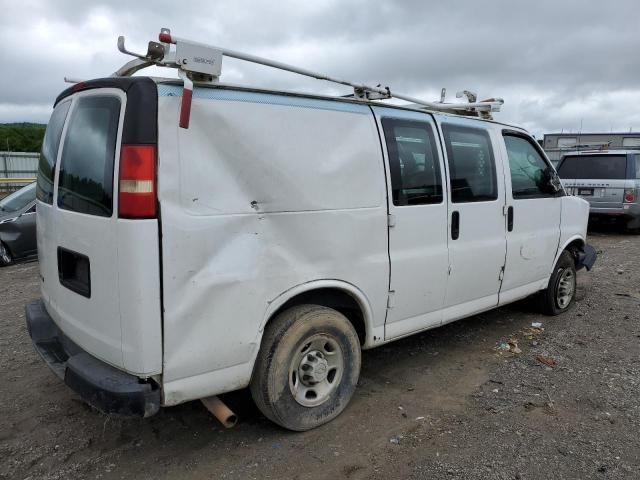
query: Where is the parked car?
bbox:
[556,151,640,232]
[0,182,37,266]
[25,32,596,432]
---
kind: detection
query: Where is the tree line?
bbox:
[0,123,46,152]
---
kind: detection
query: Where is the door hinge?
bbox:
[498,266,505,282]
[387,214,396,228]
[387,290,396,309]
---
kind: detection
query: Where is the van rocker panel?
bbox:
[25,300,160,417]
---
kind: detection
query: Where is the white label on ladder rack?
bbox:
[175,42,223,77]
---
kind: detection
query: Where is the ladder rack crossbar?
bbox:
[111,28,504,121]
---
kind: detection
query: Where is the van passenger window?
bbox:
[382,118,443,206]
[442,125,497,203]
[503,134,554,199]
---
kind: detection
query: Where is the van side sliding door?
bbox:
[372,107,449,340]
[436,119,507,321]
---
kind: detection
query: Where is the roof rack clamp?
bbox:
[353,86,391,101]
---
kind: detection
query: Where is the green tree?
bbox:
[0,123,46,152]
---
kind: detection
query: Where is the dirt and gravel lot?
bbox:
[1,229,639,480]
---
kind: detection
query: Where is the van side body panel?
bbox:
[157,87,389,404]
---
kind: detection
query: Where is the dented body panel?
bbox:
[156,87,389,404]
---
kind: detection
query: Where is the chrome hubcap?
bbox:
[556,268,575,309]
[289,335,343,407]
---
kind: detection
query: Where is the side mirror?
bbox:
[542,168,562,194]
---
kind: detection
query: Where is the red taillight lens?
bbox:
[119,145,157,218]
[624,189,636,203]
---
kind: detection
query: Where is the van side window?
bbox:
[37,101,71,204]
[442,124,498,203]
[382,118,443,206]
[57,96,121,217]
[635,155,640,179]
[503,134,554,199]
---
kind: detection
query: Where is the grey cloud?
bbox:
[1,0,639,136]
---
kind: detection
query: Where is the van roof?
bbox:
[56,74,525,134]
[153,78,526,131]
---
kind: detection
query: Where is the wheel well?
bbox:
[269,288,367,345]
[564,239,585,265]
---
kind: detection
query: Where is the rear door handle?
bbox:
[451,211,460,240]
[507,206,514,232]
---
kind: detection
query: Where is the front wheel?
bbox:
[0,242,12,267]
[538,250,577,315]
[250,304,361,431]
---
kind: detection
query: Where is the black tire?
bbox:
[538,250,577,316]
[250,304,361,431]
[0,242,12,267]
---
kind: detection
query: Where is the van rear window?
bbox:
[558,155,627,180]
[57,96,121,217]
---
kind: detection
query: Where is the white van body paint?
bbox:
[38,88,163,376]
[36,79,592,409]
[157,87,389,400]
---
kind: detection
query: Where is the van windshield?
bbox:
[557,154,627,179]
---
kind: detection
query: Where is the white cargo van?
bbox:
[26,30,596,430]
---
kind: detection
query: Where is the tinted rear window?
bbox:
[382,118,443,206]
[558,155,627,180]
[57,96,121,217]
[442,125,498,203]
[37,101,71,204]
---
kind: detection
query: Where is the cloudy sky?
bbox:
[1,0,639,137]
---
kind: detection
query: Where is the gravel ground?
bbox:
[1,229,639,480]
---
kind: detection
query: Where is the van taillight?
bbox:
[624,189,636,203]
[119,145,157,219]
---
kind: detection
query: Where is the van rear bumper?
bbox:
[25,300,160,417]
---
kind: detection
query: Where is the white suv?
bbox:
[26,34,596,431]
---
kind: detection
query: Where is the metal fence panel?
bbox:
[0,151,38,197]
[0,151,39,178]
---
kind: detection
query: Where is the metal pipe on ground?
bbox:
[201,396,238,428]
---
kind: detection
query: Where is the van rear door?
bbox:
[37,80,162,376]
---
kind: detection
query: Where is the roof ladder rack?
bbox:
[113,28,504,128]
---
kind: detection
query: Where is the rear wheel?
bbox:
[538,250,576,315]
[250,304,361,431]
[0,242,12,267]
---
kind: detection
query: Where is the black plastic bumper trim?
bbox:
[576,243,597,272]
[25,300,160,417]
